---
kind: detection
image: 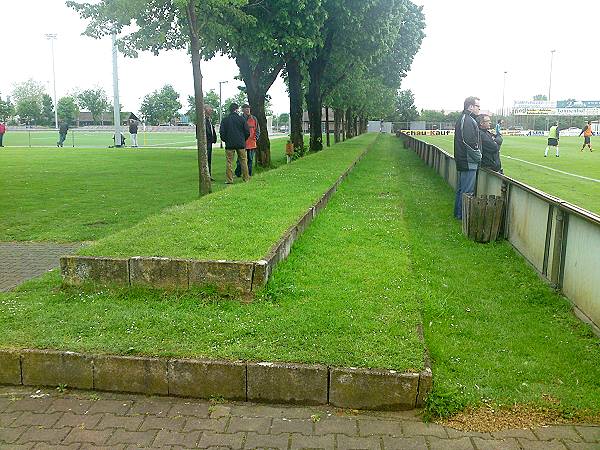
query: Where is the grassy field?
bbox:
[0,134,424,371]
[421,135,600,216]
[0,134,598,419]
[2,130,202,148]
[0,137,288,242]
[80,134,374,260]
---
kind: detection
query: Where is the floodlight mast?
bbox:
[45,33,59,130]
[112,33,122,146]
[502,71,508,117]
[548,50,556,102]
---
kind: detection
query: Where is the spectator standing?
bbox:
[0,122,5,147]
[478,114,503,173]
[205,105,217,180]
[495,119,503,137]
[545,121,560,157]
[220,103,250,184]
[236,104,260,177]
[129,119,139,147]
[453,96,482,219]
[57,122,69,147]
[579,120,594,152]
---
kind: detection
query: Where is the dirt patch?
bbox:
[439,404,600,432]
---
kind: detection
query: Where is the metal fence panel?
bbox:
[562,214,600,327]
[506,187,550,273]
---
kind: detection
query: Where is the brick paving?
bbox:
[0,241,85,291]
[1,387,599,449]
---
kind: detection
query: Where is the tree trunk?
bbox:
[186,0,211,196]
[333,108,340,143]
[287,57,304,154]
[246,85,271,167]
[345,108,353,138]
[306,73,323,151]
[325,106,330,147]
[341,110,346,141]
[306,29,334,152]
[236,55,283,168]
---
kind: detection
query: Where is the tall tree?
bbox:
[57,96,80,125]
[187,89,219,124]
[12,79,46,124]
[0,94,14,122]
[392,89,419,123]
[140,84,182,125]
[77,87,110,124]
[67,0,251,196]
[306,0,424,151]
[41,94,56,127]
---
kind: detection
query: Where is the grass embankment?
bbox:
[397,136,600,419]
[0,133,424,371]
[0,139,288,242]
[80,134,375,261]
[422,135,600,216]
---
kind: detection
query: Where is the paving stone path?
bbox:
[0,387,598,449]
[0,241,85,292]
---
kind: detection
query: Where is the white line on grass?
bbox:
[502,155,600,183]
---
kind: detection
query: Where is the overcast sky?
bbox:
[2,0,597,116]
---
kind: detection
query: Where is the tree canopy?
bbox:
[140,84,182,125]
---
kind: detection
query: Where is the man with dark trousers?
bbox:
[478,114,502,173]
[453,96,482,219]
[57,121,69,147]
[204,105,217,180]
[219,103,250,184]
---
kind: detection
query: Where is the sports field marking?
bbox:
[143,140,197,147]
[503,155,600,183]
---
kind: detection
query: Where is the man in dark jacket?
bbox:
[57,122,69,147]
[204,105,217,180]
[478,114,503,173]
[453,96,482,219]
[220,103,250,183]
[129,119,139,148]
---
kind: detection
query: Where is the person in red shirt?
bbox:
[235,104,260,177]
[0,122,6,147]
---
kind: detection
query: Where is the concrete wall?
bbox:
[401,133,600,333]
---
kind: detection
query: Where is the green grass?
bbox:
[1,134,598,418]
[0,138,288,242]
[80,134,375,261]
[421,135,600,216]
[395,136,600,417]
[0,134,423,371]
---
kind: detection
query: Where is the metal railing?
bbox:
[401,133,600,334]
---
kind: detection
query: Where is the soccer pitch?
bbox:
[0,134,289,242]
[421,135,600,216]
[2,130,204,148]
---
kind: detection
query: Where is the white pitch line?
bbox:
[503,155,600,183]
[143,140,197,147]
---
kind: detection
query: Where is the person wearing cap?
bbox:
[219,102,250,183]
[235,104,260,177]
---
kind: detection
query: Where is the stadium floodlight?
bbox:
[548,50,556,101]
[112,33,122,147]
[45,33,59,130]
[218,80,228,148]
[502,71,508,117]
